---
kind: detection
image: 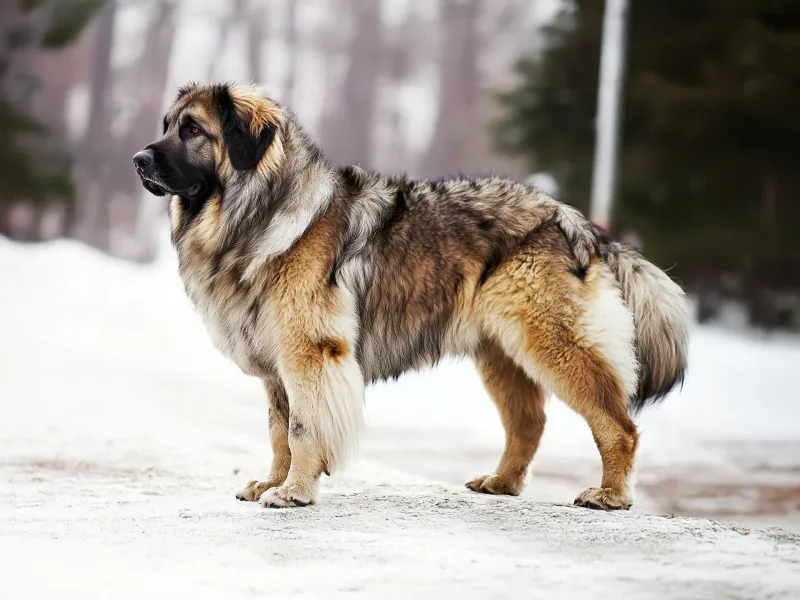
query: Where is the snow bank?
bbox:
[1,235,800,597]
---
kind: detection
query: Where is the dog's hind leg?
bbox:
[479,231,639,510]
[488,315,639,510]
[466,342,546,496]
[236,377,292,502]
[565,384,638,511]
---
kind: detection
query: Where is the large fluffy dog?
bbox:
[133,82,689,510]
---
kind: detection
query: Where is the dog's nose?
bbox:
[132,149,154,168]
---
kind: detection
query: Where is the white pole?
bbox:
[589,0,629,229]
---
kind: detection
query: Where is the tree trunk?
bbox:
[114,0,178,261]
[73,0,117,250]
[421,0,481,177]
[318,0,382,167]
[208,0,246,81]
[31,25,92,138]
[282,0,299,107]
[247,0,266,82]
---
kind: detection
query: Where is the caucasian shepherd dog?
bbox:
[133,82,689,510]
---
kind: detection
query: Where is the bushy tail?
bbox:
[606,242,690,414]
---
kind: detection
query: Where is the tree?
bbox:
[0,0,103,239]
[421,0,481,177]
[419,0,536,179]
[73,0,116,248]
[74,0,178,259]
[281,0,299,107]
[104,0,178,260]
[496,0,800,328]
[319,0,382,168]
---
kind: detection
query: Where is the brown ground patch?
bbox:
[641,477,800,517]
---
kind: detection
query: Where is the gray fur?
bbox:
[604,241,691,412]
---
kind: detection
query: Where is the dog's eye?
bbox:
[182,124,202,137]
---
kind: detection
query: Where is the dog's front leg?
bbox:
[258,332,365,508]
[236,377,291,502]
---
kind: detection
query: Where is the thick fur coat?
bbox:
[133,82,689,510]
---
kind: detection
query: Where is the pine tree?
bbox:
[496,0,800,327]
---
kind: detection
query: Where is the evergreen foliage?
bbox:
[497,0,800,325]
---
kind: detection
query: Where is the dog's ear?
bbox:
[215,84,277,171]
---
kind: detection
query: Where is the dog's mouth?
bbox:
[138,170,204,198]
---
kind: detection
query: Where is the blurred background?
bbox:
[2,0,799,536]
[3,0,800,328]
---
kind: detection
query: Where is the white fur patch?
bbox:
[626,453,638,501]
[260,205,321,254]
[579,266,638,397]
[348,187,394,242]
[169,195,182,235]
[279,351,365,474]
[242,173,334,281]
[317,354,365,471]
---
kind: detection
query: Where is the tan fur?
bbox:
[227,83,285,177]
[474,226,639,508]
[236,377,291,501]
[467,342,547,496]
[189,194,223,252]
[168,195,182,236]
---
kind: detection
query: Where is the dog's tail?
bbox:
[605,241,690,414]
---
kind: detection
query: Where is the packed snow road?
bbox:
[2,466,799,599]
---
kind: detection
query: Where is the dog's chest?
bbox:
[177,249,279,378]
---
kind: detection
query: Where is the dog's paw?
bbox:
[465,474,523,496]
[258,482,316,508]
[573,487,632,511]
[236,479,284,502]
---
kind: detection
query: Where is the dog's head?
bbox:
[132,83,283,203]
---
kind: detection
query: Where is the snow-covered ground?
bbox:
[1,234,799,598]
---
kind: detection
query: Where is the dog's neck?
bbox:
[229,119,336,279]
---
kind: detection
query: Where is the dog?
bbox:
[133,82,689,510]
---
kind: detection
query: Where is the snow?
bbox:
[2,233,800,598]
